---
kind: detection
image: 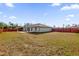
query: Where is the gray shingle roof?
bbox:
[24,23,52,28]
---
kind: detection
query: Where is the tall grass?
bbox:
[0,32,79,56]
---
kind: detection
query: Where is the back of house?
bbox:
[23,23,52,32]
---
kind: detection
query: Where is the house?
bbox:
[23,23,52,32]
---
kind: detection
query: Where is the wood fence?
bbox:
[52,28,79,33]
[0,28,23,32]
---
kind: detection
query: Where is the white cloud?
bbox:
[50,3,61,7]
[61,4,79,11]
[67,14,75,18]
[9,16,16,19]
[5,3,14,7]
[65,18,71,21]
[65,14,75,21]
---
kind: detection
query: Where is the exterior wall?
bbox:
[23,27,52,32]
[38,28,52,32]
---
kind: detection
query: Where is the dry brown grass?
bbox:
[0,32,79,56]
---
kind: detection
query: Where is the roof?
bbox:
[24,23,52,28]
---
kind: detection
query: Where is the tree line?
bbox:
[53,24,79,28]
[0,22,79,29]
[0,22,19,29]
[0,22,23,32]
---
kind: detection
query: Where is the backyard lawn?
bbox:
[0,32,79,56]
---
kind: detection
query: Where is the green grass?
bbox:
[0,32,79,56]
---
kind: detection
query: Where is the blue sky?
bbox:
[0,3,79,27]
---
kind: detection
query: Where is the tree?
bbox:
[9,22,18,29]
[9,22,14,29]
[0,22,7,32]
[53,25,56,28]
[66,24,70,28]
[15,24,19,32]
[0,22,8,28]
